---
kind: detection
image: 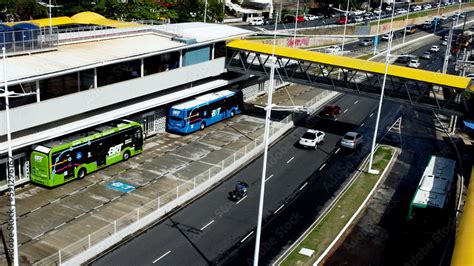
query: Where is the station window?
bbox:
[40,73,78,101]
[144,51,180,76]
[97,59,141,87]
[0,82,37,110]
[214,41,226,59]
[79,69,95,91]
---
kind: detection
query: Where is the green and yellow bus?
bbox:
[30,119,144,187]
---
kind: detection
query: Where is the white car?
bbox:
[421,51,431,60]
[326,45,341,54]
[248,18,264,26]
[299,129,325,149]
[430,45,440,52]
[441,40,448,46]
[381,33,393,41]
[411,5,422,12]
[396,8,407,15]
[408,59,420,68]
[304,14,317,21]
[354,16,363,22]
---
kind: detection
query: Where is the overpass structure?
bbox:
[226,40,473,115]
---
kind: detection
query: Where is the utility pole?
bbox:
[402,1,411,44]
[373,0,383,55]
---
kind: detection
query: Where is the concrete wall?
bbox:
[0,58,226,136]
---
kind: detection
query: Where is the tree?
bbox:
[0,0,47,22]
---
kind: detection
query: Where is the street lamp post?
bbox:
[402,1,411,44]
[2,47,19,266]
[204,0,208,23]
[253,13,279,266]
[368,3,396,174]
[37,1,61,42]
[293,0,300,48]
[373,0,383,55]
[340,0,350,57]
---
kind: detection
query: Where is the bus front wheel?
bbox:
[78,168,87,179]
[123,151,131,161]
[230,111,235,117]
[200,122,206,130]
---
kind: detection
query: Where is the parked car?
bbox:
[264,18,276,25]
[248,17,264,26]
[340,132,363,149]
[360,39,374,46]
[411,5,422,12]
[408,59,421,68]
[421,51,431,60]
[441,40,448,46]
[405,25,417,34]
[396,8,408,15]
[381,32,393,41]
[326,45,341,54]
[353,16,363,22]
[304,14,317,21]
[296,15,305,22]
[299,129,325,149]
[430,45,440,52]
[337,16,348,24]
[440,15,448,21]
[283,15,295,23]
[318,104,342,120]
[422,20,433,29]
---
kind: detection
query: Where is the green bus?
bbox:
[30,119,144,187]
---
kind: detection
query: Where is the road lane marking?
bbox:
[153,250,171,263]
[274,204,285,214]
[335,148,341,154]
[354,100,359,104]
[361,123,365,127]
[344,109,348,113]
[200,220,215,231]
[265,174,274,182]
[299,182,308,191]
[369,113,374,117]
[319,163,326,171]
[286,157,294,164]
[236,195,248,205]
[240,231,254,243]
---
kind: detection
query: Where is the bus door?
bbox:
[134,128,143,151]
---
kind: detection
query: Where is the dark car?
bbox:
[318,104,342,120]
[264,18,276,25]
[283,15,295,23]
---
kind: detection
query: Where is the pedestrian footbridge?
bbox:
[226,40,473,115]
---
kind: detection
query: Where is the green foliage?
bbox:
[0,0,47,22]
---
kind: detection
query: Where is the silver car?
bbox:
[340,132,363,149]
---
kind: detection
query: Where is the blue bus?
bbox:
[167,89,242,134]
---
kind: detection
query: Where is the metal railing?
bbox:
[1,27,58,55]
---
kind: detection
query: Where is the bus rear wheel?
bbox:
[200,122,206,130]
[78,168,87,179]
[123,151,131,161]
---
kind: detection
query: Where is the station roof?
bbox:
[0,23,251,85]
[227,40,472,91]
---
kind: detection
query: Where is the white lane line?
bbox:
[265,174,274,182]
[240,231,254,243]
[200,220,215,231]
[335,148,341,154]
[354,100,359,104]
[299,182,308,191]
[361,123,365,127]
[319,163,326,171]
[274,204,285,214]
[344,109,348,113]
[286,157,294,164]
[236,195,248,205]
[153,250,171,264]
[369,113,374,117]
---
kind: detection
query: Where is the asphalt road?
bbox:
[92,93,385,265]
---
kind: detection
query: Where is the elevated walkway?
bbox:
[226,40,473,115]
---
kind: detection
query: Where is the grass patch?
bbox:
[281,145,395,266]
[356,53,374,60]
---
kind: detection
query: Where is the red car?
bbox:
[296,15,305,22]
[318,104,342,119]
[337,17,348,24]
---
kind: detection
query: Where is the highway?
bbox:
[92,91,397,265]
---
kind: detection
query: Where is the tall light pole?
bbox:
[253,13,279,266]
[340,0,350,56]
[373,0,383,55]
[434,0,442,32]
[402,1,411,44]
[204,0,208,23]
[293,0,300,48]
[37,1,61,41]
[2,47,19,266]
[368,2,396,174]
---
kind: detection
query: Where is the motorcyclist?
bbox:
[236,181,248,195]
